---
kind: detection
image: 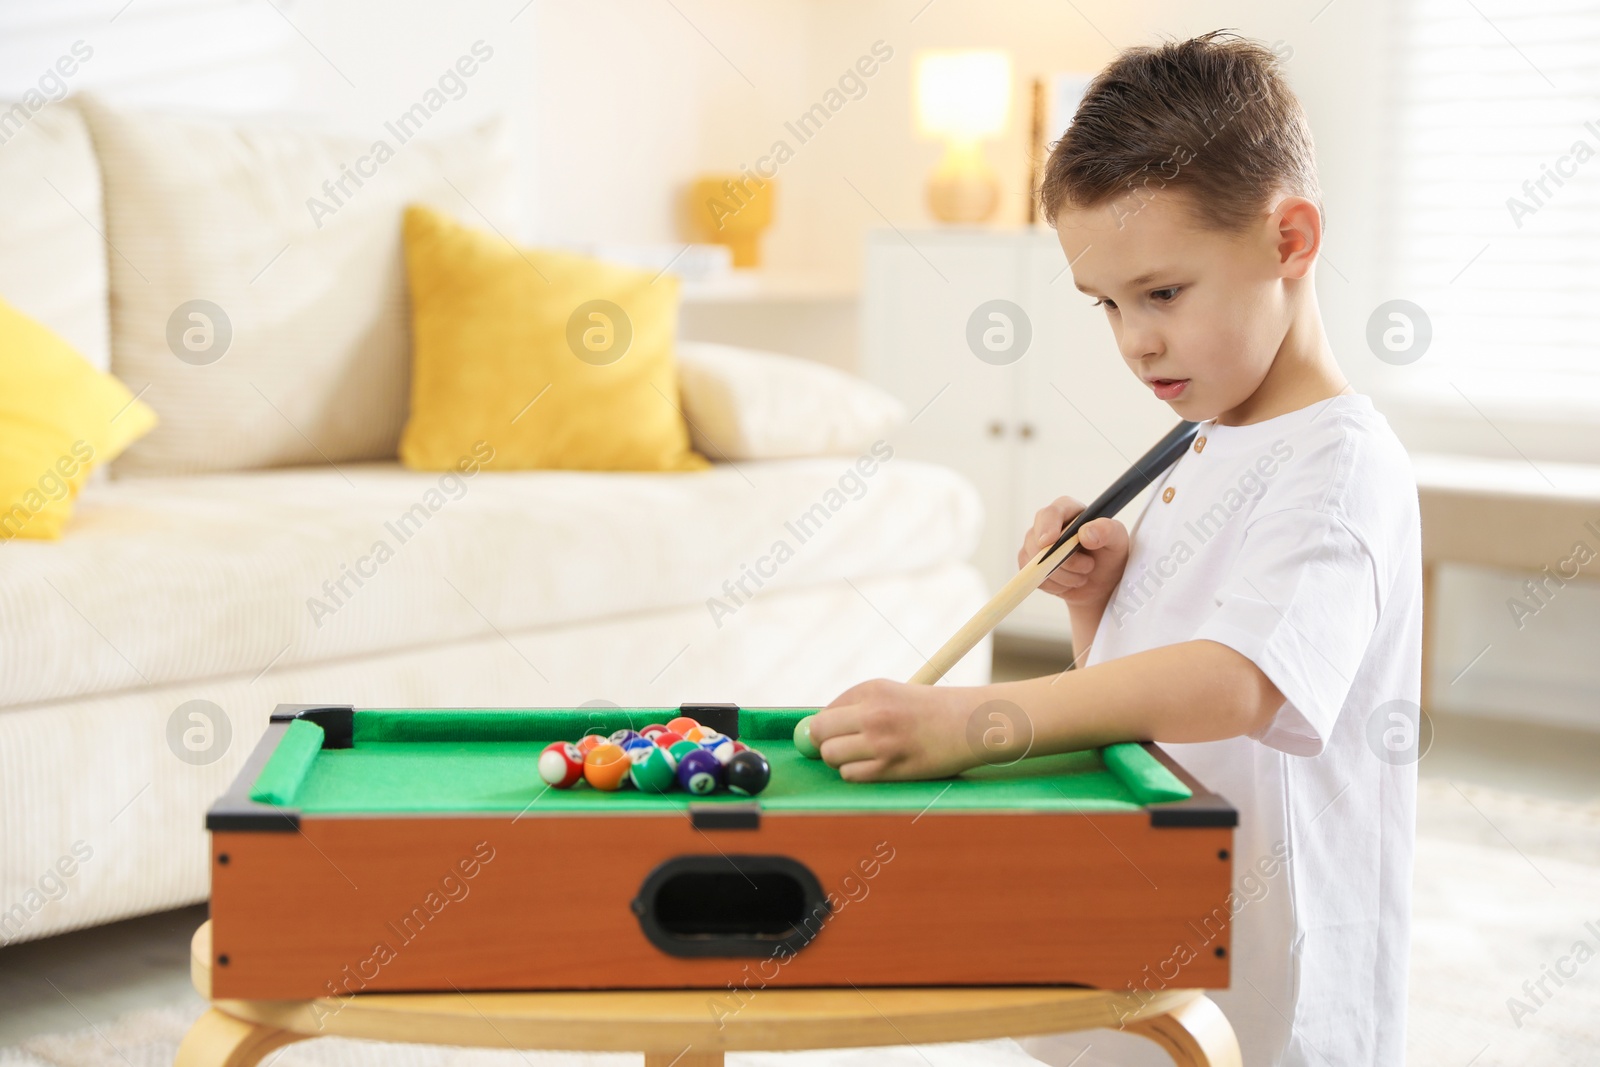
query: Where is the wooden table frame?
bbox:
[178,922,1240,1067]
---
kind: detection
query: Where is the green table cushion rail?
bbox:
[252,709,1192,814]
[354,709,690,743]
[1100,742,1191,805]
[250,719,326,806]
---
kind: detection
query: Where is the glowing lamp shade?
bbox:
[915,50,1011,224]
[915,51,1011,142]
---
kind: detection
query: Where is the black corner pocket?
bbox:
[632,854,829,958]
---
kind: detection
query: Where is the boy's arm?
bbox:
[811,638,1285,781]
[1066,599,1106,667]
[991,639,1285,758]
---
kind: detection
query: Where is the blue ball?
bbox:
[610,728,642,746]
[675,749,723,795]
[622,737,657,757]
[700,736,735,764]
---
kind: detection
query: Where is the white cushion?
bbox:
[75,96,519,475]
[0,457,982,709]
[0,102,110,371]
[677,341,907,459]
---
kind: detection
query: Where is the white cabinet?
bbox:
[862,228,1175,643]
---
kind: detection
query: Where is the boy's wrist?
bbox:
[1067,595,1110,626]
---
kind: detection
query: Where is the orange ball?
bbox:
[583,743,631,791]
[576,734,608,756]
[666,716,700,736]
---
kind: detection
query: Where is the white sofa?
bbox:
[0,101,990,946]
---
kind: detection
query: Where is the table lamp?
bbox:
[915,50,1012,224]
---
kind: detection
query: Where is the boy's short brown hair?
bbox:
[1039,30,1321,233]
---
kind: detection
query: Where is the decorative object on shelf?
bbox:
[915,50,1011,224]
[686,173,775,268]
[1027,77,1045,225]
[1029,72,1094,225]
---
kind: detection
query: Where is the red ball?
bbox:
[639,724,670,741]
[538,742,584,789]
[653,730,685,749]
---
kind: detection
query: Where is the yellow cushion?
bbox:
[0,297,157,541]
[398,205,711,474]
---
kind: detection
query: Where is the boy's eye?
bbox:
[1091,288,1178,310]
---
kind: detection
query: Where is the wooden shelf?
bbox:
[680,272,857,305]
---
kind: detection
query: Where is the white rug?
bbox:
[4,780,1597,1066]
[1405,778,1600,1065]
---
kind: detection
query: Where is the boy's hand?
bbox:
[1019,497,1129,609]
[809,679,984,782]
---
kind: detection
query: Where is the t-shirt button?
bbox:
[1194,436,1207,453]
[1162,486,1176,503]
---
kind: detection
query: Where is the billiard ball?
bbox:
[793,716,821,759]
[609,728,642,747]
[725,749,771,796]
[630,745,678,793]
[538,742,584,789]
[684,725,723,743]
[666,716,700,736]
[583,743,631,791]
[640,724,669,741]
[577,734,609,757]
[702,736,735,764]
[667,740,701,765]
[653,731,685,749]
[622,737,656,757]
[676,749,723,795]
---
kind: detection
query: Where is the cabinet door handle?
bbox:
[1019,422,1035,440]
[988,420,1006,438]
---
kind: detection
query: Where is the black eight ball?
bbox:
[725,749,771,796]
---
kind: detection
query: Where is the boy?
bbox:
[810,30,1420,1067]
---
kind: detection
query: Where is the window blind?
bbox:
[1383,0,1600,416]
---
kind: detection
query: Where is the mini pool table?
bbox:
[206,704,1236,1000]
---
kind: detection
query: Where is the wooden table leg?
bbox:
[644,1052,722,1067]
[1124,993,1241,1067]
[175,1008,308,1067]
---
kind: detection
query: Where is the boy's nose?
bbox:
[1118,324,1163,365]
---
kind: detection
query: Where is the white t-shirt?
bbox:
[1017,393,1421,1067]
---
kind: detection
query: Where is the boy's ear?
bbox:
[1270,195,1322,280]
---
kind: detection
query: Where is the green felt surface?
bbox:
[263,709,1192,815]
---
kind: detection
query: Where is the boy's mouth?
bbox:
[1146,377,1190,400]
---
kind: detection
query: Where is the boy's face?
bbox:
[1055,189,1292,424]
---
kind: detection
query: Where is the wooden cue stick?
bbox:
[906,420,1202,685]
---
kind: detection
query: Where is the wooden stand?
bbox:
[177,922,1240,1067]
